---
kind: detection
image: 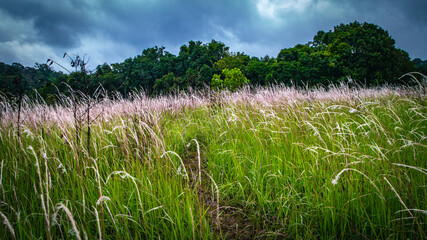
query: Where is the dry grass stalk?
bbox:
[203,170,220,229]
[384,177,426,238]
[0,211,15,240]
[53,203,81,240]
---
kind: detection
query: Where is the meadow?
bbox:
[0,83,426,239]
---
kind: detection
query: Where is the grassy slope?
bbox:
[0,86,426,239]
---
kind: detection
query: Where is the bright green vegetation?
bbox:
[211,68,249,91]
[0,88,426,239]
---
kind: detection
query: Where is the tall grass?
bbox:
[0,84,425,239]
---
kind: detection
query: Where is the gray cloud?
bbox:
[0,0,426,67]
[0,0,96,47]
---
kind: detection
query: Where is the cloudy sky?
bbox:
[1,0,426,69]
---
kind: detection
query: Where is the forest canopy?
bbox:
[0,22,424,103]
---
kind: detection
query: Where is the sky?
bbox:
[0,0,426,69]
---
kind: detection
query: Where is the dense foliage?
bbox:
[211,68,249,91]
[0,22,422,103]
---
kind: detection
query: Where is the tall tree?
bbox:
[313,21,415,85]
[211,68,249,91]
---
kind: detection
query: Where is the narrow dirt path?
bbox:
[184,141,260,240]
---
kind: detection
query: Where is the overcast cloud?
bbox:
[0,0,426,68]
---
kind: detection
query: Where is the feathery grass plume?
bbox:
[105,170,148,231]
[399,72,426,101]
[28,145,51,240]
[189,139,202,190]
[87,157,107,237]
[161,151,188,179]
[96,195,118,232]
[0,211,15,240]
[392,163,427,175]
[188,139,203,236]
[203,170,220,229]
[384,177,426,238]
[93,206,102,240]
[53,203,81,240]
[332,168,385,199]
[0,84,411,128]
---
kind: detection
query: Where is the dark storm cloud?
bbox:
[1,0,256,51]
[0,0,97,47]
[93,0,257,47]
[0,0,426,67]
[333,0,427,59]
[342,0,427,23]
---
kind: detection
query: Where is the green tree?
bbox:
[313,21,415,85]
[178,40,229,90]
[413,58,427,75]
[211,73,223,90]
[274,44,336,86]
[153,72,182,95]
[213,52,250,73]
[211,68,249,91]
[245,57,269,86]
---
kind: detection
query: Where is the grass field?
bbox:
[0,84,426,239]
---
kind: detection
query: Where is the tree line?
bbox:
[1,22,425,104]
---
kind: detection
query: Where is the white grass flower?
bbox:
[0,211,15,239]
[395,209,427,215]
[229,113,238,122]
[96,196,111,206]
[68,227,79,239]
[162,151,188,179]
[94,207,102,240]
[332,168,384,199]
[331,177,339,185]
[106,171,134,184]
[392,163,427,175]
[0,160,3,188]
[349,108,357,113]
[54,203,81,240]
[177,165,188,179]
[57,164,67,174]
[23,128,34,139]
[145,205,165,214]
